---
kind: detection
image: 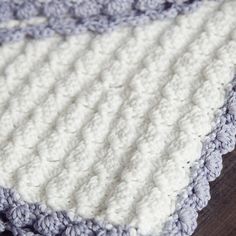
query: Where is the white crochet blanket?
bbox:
[0,1,235,236]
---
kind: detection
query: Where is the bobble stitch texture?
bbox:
[0,2,235,236]
[0,0,202,43]
[0,78,235,236]
[15,1,39,20]
[163,80,236,235]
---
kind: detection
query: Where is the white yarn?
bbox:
[0,1,235,235]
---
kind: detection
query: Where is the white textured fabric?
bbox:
[0,1,236,235]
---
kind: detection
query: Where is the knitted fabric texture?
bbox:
[0,0,202,43]
[0,1,235,236]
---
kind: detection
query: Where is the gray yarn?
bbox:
[0,188,135,236]
[0,75,235,236]
[0,0,202,44]
[162,79,236,236]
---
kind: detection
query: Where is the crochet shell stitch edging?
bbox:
[0,0,236,236]
[0,77,235,236]
[162,77,236,235]
[0,0,202,44]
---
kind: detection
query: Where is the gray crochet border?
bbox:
[0,0,202,44]
[0,75,235,236]
[162,79,236,236]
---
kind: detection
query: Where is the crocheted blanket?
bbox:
[0,1,235,236]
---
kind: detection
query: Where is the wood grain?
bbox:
[2,150,236,236]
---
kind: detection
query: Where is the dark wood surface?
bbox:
[2,150,236,236]
[193,149,236,236]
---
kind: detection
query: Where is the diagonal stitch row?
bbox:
[162,79,236,236]
[0,77,235,236]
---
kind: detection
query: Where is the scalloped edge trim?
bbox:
[0,0,202,44]
[0,188,138,235]
[162,78,236,236]
[0,79,235,236]
[0,33,234,236]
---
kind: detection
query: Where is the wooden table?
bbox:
[2,150,236,236]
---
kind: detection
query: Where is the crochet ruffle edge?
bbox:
[0,0,202,44]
